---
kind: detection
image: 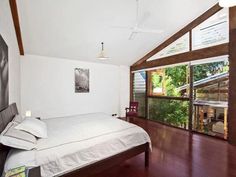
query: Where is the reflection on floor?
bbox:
[94,117,236,177]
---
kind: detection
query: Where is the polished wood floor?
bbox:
[94,117,236,177]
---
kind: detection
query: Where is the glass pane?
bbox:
[192,59,229,139]
[149,65,189,97]
[192,8,229,50]
[193,106,228,139]
[148,98,189,129]
[193,60,229,101]
[147,33,190,61]
[133,71,146,117]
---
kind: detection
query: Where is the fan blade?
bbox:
[129,32,138,40]
[134,28,163,34]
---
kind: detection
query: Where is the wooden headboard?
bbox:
[0,103,18,175]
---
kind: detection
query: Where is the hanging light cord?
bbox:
[101,42,104,51]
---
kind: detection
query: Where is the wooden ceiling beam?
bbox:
[132,3,222,67]
[131,43,229,71]
[9,0,24,55]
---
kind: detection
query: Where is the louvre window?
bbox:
[133,71,146,117]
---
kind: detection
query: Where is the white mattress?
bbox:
[4,113,151,177]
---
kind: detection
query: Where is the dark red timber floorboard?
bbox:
[94,117,236,177]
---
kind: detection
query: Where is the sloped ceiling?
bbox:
[17,0,218,66]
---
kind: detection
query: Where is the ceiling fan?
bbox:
[112,0,163,40]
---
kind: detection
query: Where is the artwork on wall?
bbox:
[0,35,9,111]
[75,68,89,93]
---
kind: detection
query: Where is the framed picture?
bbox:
[74,68,89,93]
[0,35,9,111]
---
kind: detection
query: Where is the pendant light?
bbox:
[97,42,109,60]
[219,0,236,7]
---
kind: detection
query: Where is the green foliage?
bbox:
[193,61,228,81]
[223,65,229,72]
[152,73,162,88]
[165,65,187,88]
[151,65,187,97]
[149,61,229,128]
[150,65,188,127]
[149,99,189,128]
[163,65,187,97]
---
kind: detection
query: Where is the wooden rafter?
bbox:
[131,3,222,68]
[9,0,24,55]
[131,43,228,71]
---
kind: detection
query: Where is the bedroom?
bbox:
[0,0,236,177]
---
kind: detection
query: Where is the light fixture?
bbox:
[97,42,109,60]
[25,110,32,117]
[219,0,236,7]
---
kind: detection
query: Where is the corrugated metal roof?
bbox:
[178,72,229,91]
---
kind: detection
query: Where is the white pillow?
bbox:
[13,114,25,124]
[0,122,37,150]
[15,118,48,139]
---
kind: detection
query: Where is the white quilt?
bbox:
[4,113,151,177]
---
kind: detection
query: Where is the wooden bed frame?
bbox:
[0,103,150,177]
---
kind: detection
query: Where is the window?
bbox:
[192,57,229,139]
[147,33,190,61]
[147,8,229,62]
[148,64,189,97]
[131,6,230,139]
[146,63,190,129]
[148,98,189,129]
[133,71,146,117]
[192,8,229,50]
[148,69,165,96]
[138,57,229,136]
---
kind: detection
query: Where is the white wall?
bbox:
[119,66,130,117]
[0,0,21,110]
[21,55,129,119]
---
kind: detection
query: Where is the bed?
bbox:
[0,103,151,177]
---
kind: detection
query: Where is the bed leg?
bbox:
[145,144,149,167]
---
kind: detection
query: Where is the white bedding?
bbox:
[4,113,151,177]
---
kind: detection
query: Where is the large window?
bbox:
[192,57,229,139]
[131,7,230,140]
[147,64,190,129]
[134,57,229,139]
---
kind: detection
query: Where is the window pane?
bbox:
[193,60,229,101]
[149,65,189,97]
[148,98,189,129]
[192,8,229,50]
[192,59,229,139]
[193,105,228,139]
[147,33,190,61]
[133,71,146,117]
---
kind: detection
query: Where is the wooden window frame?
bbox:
[130,4,236,145]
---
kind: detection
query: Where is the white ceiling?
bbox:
[17,0,218,66]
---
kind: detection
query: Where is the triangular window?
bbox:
[147,32,190,61]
